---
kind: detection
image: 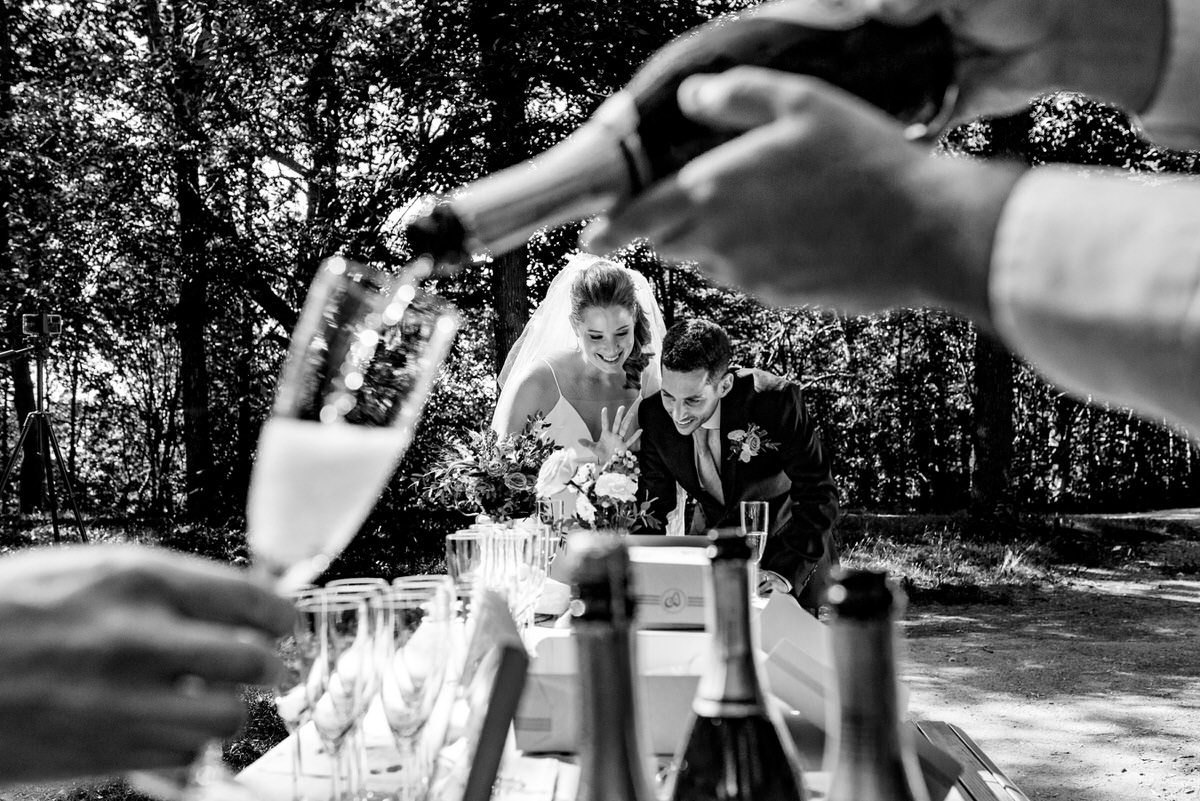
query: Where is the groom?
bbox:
[636,318,840,612]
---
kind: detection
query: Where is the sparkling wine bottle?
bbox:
[566,533,657,801]
[824,568,931,801]
[406,0,954,265]
[668,534,807,801]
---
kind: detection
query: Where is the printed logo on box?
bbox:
[661,588,686,614]
[636,589,705,614]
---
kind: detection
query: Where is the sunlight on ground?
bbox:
[902,571,1200,801]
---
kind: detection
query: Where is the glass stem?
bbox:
[290,727,305,801]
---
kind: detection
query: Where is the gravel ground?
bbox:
[902,564,1200,801]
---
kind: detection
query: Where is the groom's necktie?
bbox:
[693,427,724,505]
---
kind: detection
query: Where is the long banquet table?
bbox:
[236,708,1029,801]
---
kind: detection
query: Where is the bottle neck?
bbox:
[447,94,641,256]
[575,619,656,801]
[826,615,928,801]
[694,557,766,717]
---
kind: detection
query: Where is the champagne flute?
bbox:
[249,256,460,590]
[132,256,458,800]
[309,592,376,801]
[381,577,453,800]
[274,588,324,801]
[444,529,485,589]
[740,500,769,598]
[324,578,392,799]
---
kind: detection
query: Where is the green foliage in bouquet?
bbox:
[416,414,557,522]
[537,449,661,532]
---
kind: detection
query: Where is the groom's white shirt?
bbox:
[696,401,792,592]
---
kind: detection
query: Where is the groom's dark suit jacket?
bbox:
[636,368,840,608]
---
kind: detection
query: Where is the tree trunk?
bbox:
[1050,394,1077,506]
[970,329,1015,517]
[472,0,530,376]
[0,5,41,513]
[491,248,528,375]
[146,0,216,521]
[10,351,40,512]
[233,295,257,510]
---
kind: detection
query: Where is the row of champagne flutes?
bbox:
[444,499,566,633]
[274,575,460,801]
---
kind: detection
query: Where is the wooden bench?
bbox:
[916,720,1031,801]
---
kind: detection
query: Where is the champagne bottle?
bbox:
[406,0,953,265]
[565,533,657,801]
[824,568,930,801]
[668,534,807,801]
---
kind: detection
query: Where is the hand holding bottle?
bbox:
[864,0,1166,125]
[583,66,1022,320]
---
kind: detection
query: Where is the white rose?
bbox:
[536,449,577,497]
[576,494,596,525]
[594,472,637,502]
[572,461,596,494]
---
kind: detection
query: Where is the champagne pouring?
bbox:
[404,0,956,267]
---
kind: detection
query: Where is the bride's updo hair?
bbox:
[569,258,653,389]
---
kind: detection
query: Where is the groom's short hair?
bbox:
[662,319,731,381]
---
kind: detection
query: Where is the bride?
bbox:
[491,252,665,457]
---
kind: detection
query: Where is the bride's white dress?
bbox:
[539,358,685,535]
[540,360,594,453]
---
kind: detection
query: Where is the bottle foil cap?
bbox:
[563,532,636,624]
[825,567,900,619]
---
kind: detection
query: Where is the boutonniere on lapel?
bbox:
[728,423,779,463]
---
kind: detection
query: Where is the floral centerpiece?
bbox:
[417,414,557,522]
[535,448,660,533]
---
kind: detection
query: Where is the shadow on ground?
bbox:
[902,565,1200,801]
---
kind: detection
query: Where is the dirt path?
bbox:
[901,566,1200,801]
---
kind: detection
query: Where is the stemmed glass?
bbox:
[249,256,460,590]
[740,500,770,597]
[324,578,392,799]
[380,576,453,800]
[309,593,377,801]
[131,256,458,800]
[445,529,485,590]
[480,525,539,624]
[538,497,567,564]
[273,587,324,801]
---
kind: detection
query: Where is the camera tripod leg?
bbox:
[42,416,86,543]
[0,412,86,543]
[0,413,41,515]
[35,416,64,544]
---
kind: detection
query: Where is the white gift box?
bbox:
[514,626,707,755]
[627,544,708,629]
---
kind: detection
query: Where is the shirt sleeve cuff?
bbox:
[761,569,792,593]
[989,167,1200,429]
[1140,0,1200,148]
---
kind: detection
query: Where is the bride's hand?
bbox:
[578,399,643,464]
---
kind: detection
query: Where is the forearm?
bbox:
[990,167,1200,435]
[1141,0,1200,148]
[1049,0,1168,115]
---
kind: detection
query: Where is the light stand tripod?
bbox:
[0,338,86,542]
